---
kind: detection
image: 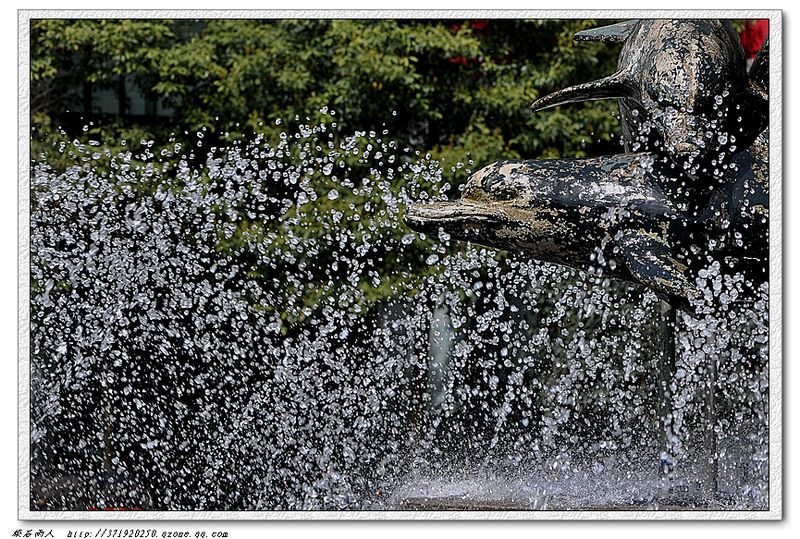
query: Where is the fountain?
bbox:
[28,19,770,513]
[405,19,769,507]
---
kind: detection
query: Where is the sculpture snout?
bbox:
[404,201,497,236]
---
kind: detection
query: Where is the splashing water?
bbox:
[30,112,768,511]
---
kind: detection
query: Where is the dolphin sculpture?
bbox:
[405,153,698,304]
[403,19,769,495]
[531,20,768,187]
[405,129,767,307]
[404,19,769,308]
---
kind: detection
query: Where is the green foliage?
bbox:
[31,19,622,159]
[31,19,176,111]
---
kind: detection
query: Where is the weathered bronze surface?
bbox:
[533,20,767,172]
[405,19,769,307]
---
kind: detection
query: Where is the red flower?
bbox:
[470,20,488,32]
[449,20,488,34]
[447,20,488,67]
[739,19,768,59]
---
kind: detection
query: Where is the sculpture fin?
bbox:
[732,78,768,149]
[531,70,631,112]
[615,230,696,302]
[749,35,769,92]
[574,20,639,43]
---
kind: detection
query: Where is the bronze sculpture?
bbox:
[404,19,770,498]
[406,18,769,309]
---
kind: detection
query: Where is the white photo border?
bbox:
[17,8,783,521]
